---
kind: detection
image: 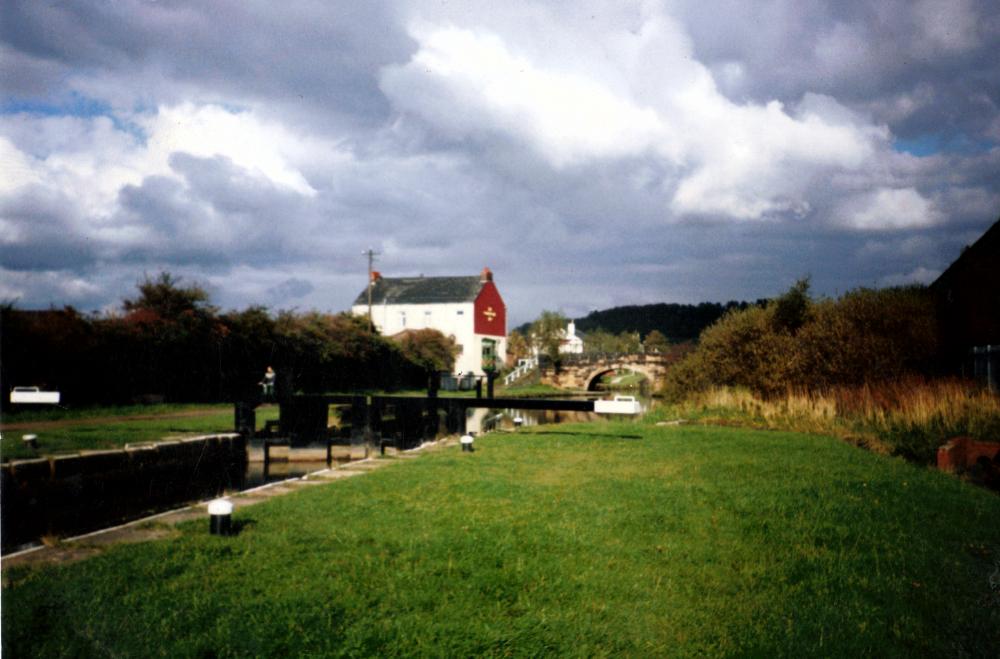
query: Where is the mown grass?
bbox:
[653,380,1000,463]
[3,423,998,657]
[0,404,279,461]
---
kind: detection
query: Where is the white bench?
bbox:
[10,386,61,404]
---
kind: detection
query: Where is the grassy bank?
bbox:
[496,383,576,397]
[653,380,1000,463]
[4,423,998,656]
[1,404,279,461]
[1,402,231,424]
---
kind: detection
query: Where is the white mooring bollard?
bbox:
[208,498,234,536]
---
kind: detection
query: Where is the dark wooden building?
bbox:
[931,216,1000,388]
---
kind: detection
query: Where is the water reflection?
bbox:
[242,439,359,489]
[467,395,655,434]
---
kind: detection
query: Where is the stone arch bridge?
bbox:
[539,353,673,391]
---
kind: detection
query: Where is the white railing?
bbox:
[504,358,538,386]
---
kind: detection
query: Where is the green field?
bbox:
[3,423,998,656]
[1,404,280,461]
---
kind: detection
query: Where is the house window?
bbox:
[400,312,406,327]
[481,338,497,373]
[456,310,464,315]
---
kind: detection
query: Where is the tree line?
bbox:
[1,273,457,409]
[573,301,760,343]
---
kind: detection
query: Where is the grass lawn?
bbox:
[496,383,578,397]
[3,423,999,656]
[0,404,279,461]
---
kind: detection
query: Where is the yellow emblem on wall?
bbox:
[483,306,497,321]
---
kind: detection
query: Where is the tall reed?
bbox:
[658,378,1000,463]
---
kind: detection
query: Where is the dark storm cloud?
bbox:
[674,0,1000,142]
[0,186,98,270]
[0,0,413,131]
[267,278,315,303]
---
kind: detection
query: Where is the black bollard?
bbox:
[208,499,233,536]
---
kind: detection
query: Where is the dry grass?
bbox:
[664,378,1000,462]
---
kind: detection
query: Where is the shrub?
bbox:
[663,283,941,399]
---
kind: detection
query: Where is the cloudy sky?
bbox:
[2,0,999,325]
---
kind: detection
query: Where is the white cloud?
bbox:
[0,104,322,223]
[381,25,668,167]
[838,187,940,230]
[0,136,44,194]
[139,104,319,197]
[382,13,886,221]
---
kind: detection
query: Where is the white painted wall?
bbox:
[352,301,506,375]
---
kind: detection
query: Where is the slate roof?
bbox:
[352,276,484,306]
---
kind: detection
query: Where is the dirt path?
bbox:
[0,407,241,431]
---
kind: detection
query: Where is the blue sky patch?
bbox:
[893,133,995,157]
[2,92,148,143]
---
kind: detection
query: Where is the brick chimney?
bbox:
[480,267,493,283]
[370,270,381,283]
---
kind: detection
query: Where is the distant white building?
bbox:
[530,320,585,358]
[560,320,584,354]
[351,268,507,376]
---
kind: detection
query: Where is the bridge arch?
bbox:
[583,363,657,392]
[539,354,671,390]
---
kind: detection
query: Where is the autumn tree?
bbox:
[584,329,642,354]
[662,281,941,399]
[394,329,459,373]
[642,329,671,353]
[506,329,530,365]
[530,310,568,366]
[123,272,215,319]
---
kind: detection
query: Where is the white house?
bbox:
[351,268,507,376]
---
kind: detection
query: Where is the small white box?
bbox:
[594,396,641,415]
[10,387,61,404]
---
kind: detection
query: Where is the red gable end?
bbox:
[474,281,506,337]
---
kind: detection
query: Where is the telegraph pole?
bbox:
[362,247,379,331]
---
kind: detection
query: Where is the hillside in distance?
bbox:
[573,301,762,343]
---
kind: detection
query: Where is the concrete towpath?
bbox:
[1,435,460,574]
